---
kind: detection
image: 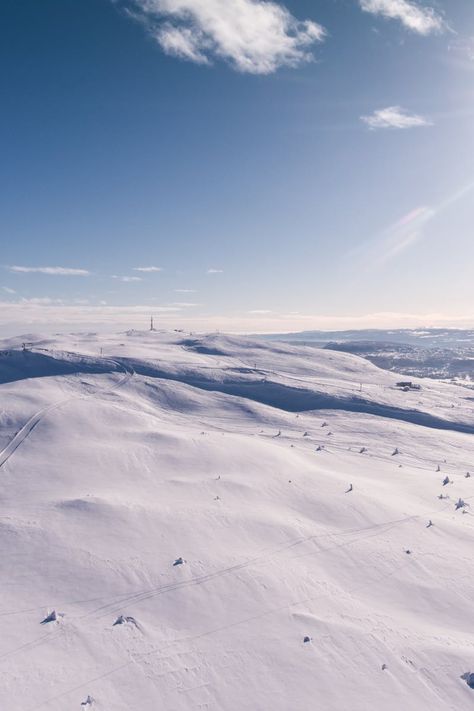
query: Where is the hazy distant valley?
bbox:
[259,329,474,384]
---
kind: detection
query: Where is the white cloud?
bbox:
[8,265,91,276]
[359,0,444,35]
[110,274,143,282]
[361,106,432,129]
[170,301,200,307]
[128,0,326,74]
[207,268,223,274]
[2,286,16,294]
[174,288,196,293]
[20,297,64,305]
[133,266,163,272]
[157,24,210,63]
[2,298,474,335]
[248,309,272,314]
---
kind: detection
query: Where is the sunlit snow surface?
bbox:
[1,330,474,710]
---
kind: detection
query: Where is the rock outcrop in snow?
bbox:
[1,330,474,710]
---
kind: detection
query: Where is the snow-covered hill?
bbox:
[1,330,474,710]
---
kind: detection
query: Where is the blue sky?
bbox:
[1,0,473,334]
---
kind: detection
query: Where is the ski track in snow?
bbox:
[0,349,134,469]
[1,330,474,711]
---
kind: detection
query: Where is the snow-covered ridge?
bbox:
[1,331,474,710]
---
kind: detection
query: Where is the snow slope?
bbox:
[1,330,474,710]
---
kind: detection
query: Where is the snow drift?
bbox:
[1,330,474,710]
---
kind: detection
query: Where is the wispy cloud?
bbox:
[207,268,223,274]
[125,0,326,74]
[113,275,143,282]
[174,288,196,293]
[20,297,64,305]
[248,309,272,314]
[447,36,474,71]
[359,0,445,35]
[2,299,474,334]
[350,180,474,267]
[2,286,16,294]
[361,106,432,129]
[133,266,163,272]
[346,204,435,267]
[376,205,436,264]
[8,265,91,276]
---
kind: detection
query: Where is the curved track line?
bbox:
[27,538,455,711]
[0,350,133,469]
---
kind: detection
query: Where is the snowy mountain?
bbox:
[1,330,474,710]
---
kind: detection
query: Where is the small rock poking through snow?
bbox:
[113,615,140,628]
[3,330,474,711]
[40,610,63,624]
[461,672,474,689]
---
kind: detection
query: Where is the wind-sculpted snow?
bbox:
[1,330,474,711]
[0,349,115,385]
[121,360,474,434]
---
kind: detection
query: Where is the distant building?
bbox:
[396,381,421,391]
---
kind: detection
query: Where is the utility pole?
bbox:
[150,316,155,331]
